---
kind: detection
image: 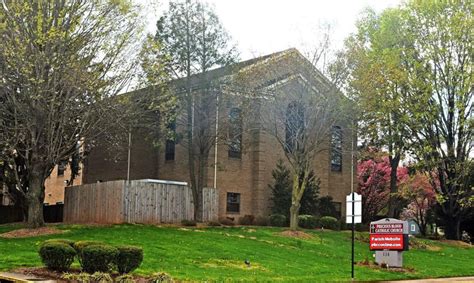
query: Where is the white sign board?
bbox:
[346,192,362,224]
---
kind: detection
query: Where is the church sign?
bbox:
[369,218,410,267]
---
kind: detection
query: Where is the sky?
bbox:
[138,0,402,61]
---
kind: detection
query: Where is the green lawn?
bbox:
[0,224,473,281]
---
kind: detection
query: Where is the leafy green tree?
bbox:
[342,0,473,239]
[0,0,144,227]
[404,0,473,240]
[143,0,238,221]
[340,8,418,218]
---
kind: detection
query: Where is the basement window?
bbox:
[226,192,240,213]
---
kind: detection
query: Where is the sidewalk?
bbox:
[383,277,474,282]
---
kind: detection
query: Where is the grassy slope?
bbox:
[0,224,473,281]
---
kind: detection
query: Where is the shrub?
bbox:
[116,245,144,274]
[181,219,197,226]
[116,274,135,283]
[62,272,91,282]
[74,240,105,265]
[81,244,119,273]
[91,272,113,282]
[298,215,318,229]
[238,215,255,225]
[41,239,75,248]
[315,196,339,219]
[207,221,221,227]
[320,216,339,230]
[149,272,173,283]
[74,240,105,254]
[255,216,269,226]
[219,218,235,226]
[269,214,287,227]
[39,241,76,271]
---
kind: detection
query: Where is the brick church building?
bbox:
[81,49,354,221]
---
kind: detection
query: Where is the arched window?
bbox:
[331,126,342,171]
[285,102,304,153]
[228,107,242,158]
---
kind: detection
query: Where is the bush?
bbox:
[91,272,113,282]
[74,240,105,254]
[181,219,197,226]
[74,240,105,265]
[62,272,92,282]
[81,244,119,273]
[255,216,269,226]
[320,216,339,230]
[149,272,173,283]
[39,241,76,271]
[219,218,235,226]
[298,215,318,229]
[116,274,135,283]
[41,239,75,248]
[116,245,144,274]
[207,221,221,227]
[238,215,255,225]
[269,214,287,227]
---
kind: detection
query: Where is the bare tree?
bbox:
[0,0,144,228]
[142,0,238,221]
[230,50,351,230]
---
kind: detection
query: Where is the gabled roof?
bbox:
[170,48,335,93]
[134,48,339,99]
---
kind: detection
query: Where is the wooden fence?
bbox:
[64,180,218,224]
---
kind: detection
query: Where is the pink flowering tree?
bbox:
[400,173,437,236]
[357,155,408,223]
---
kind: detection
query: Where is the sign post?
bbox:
[346,192,361,280]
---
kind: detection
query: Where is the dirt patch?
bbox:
[0,226,64,238]
[441,240,472,248]
[279,230,313,239]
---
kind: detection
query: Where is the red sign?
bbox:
[370,223,403,234]
[370,234,404,250]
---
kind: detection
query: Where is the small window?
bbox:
[331,126,342,172]
[57,160,67,176]
[226,192,240,213]
[165,121,176,161]
[228,108,242,158]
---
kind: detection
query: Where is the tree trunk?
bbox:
[443,215,461,240]
[289,202,300,230]
[26,167,45,228]
[388,154,401,218]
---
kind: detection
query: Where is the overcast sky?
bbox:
[138,0,402,60]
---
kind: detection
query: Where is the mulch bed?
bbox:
[0,227,65,238]
[13,267,152,282]
[356,259,416,273]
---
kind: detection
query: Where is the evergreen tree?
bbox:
[269,160,320,218]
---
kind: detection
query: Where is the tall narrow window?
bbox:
[331,126,342,171]
[228,108,242,158]
[165,121,176,161]
[285,102,304,153]
[226,192,240,213]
